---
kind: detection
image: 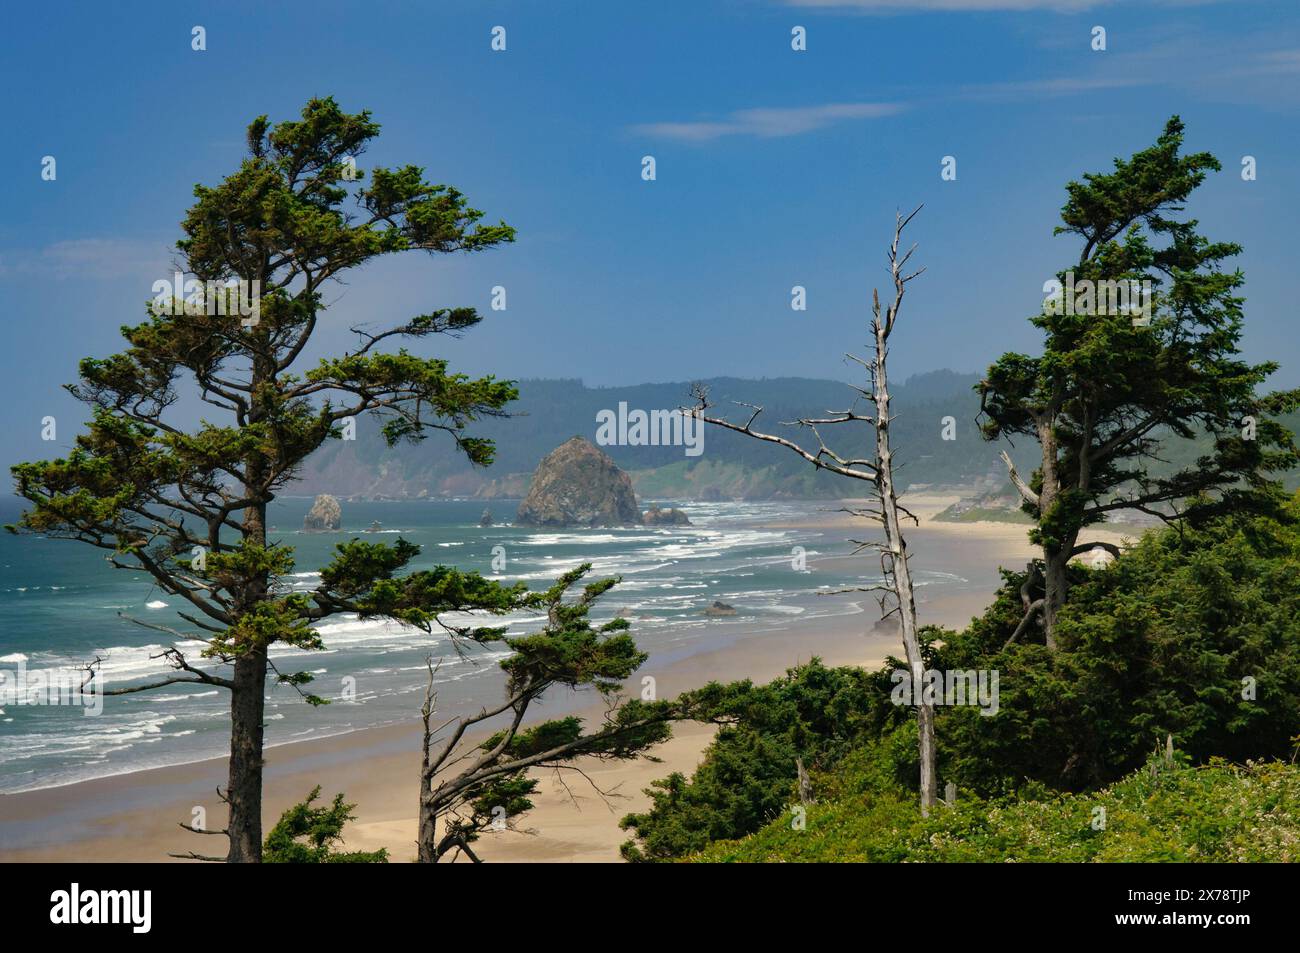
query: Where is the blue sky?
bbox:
[1,0,1298,473]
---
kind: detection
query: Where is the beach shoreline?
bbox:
[0,495,1139,863]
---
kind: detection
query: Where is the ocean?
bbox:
[0,496,972,794]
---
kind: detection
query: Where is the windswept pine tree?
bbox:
[979,117,1299,649]
[263,787,388,863]
[416,565,685,862]
[9,98,528,862]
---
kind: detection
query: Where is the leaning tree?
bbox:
[416,565,687,862]
[9,98,532,861]
[979,117,1299,649]
[690,208,937,815]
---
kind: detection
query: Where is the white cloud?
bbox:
[1230,47,1300,77]
[631,102,904,141]
[0,238,174,281]
[957,74,1149,99]
[952,29,1300,106]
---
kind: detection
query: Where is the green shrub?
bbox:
[263,786,388,863]
[936,506,1300,795]
[695,747,1300,863]
[619,660,882,861]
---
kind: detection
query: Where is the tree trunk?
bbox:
[1041,545,1071,650]
[225,647,267,862]
[1034,414,1071,651]
[229,344,272,863]
[917,701,937,813]
[417,795,439,863]
[796,757,814,806]
[417,660,441,863]
[873,309,937,816]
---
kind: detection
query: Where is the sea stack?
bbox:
[516,436,642,527]
[303,494,342,532]
[643,506,692,526]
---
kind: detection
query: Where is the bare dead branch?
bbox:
[1000,450,1040,507]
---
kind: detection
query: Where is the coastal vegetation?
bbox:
[693,751,1300,863]
[414,565,685,863]
[622,502,1300,861]
[263,787,388,863]
[978,117,1299,647]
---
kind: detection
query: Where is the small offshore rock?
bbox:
[303,494,342,532]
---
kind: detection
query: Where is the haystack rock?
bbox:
[303,494,342,532]
[516,437,642,527]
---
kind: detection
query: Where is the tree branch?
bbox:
[1000,450,1039,507]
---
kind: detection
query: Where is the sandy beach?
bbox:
[0,495,1138,863]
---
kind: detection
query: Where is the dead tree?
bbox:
[688,206,936,815]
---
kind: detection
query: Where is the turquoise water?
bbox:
[0,496,969,793]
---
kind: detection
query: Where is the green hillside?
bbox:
[293,371,1031,499]
[294,371,1300,502]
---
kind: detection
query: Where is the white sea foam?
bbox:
[0,498,977,793]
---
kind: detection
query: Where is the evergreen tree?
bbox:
[417,565,684,862]
[979,117,1299,647]
[10,98,523,861]
[264,787,388,863]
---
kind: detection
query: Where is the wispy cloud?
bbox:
[0,238,174,281]
[783,0,1232,11]
[631,102,904,141]
[784,0,1115,10]
[956,73,1149,100]
[1227,47,1300,77]
[954,33,1300,107]
[629,26,1300,150]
